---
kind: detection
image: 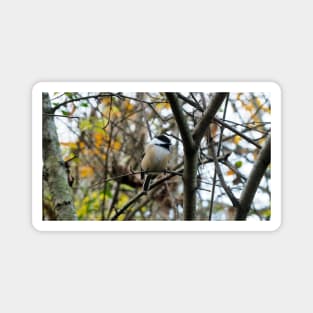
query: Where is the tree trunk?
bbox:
[42,93,77,220]
[167,92,228,220]
[183,147,198,220]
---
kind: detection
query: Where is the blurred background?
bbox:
[43,92,271,220]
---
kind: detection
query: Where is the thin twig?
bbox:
[111,172,177,220]
[49,93,65,102]
[208,94,229,220]
[107,181,121,219]
[213,117,262,149]
[102,96,113,129]
[208,137,242,211]
[52,92,169,113]
[101,123,114,220]
[177,93,204,112]
[43,113,80,119]
[90,169,182,188]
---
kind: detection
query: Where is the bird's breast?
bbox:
[141,145,170,172]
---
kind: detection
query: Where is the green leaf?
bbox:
[80,102,88,107]
[61,110,70,116]
[79,119,92,131]
[65,92,73,99]
[263,209,271,218]
[121,184,135,191]
[104,184,113,198]
[94,120,106,130]
[235,161,242,168]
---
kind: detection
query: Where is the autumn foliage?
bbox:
[43,92,271,221]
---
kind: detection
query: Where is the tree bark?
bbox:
[167,93,228,220]
[236,136,271,220]
[42,93,77,220]
[183,147,198,219]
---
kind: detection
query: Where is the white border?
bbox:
[32,82,281,231]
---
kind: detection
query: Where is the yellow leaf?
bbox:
[79,119,92,131]
[123,100,134,111]
[112,140,121,151]
[253,151,259,160]
[258,137,266,145]
[79,142,85,149]
[236,93,243,100]
[156,102,171,110]
[244,103,254,112]
[60,142,77,150]
[255,97,262,106]
[100,96,112,105]
[94,150,107,160]
[233,135,241,144]
[94,132,104,147]
[80,166,94,178]
[263,106,271,113]
[91,191,99,199]
[111,106,121,118]
[118,193,129,207]
[252,115,260,123]
[77,204,88,218]
[82,196,90,203]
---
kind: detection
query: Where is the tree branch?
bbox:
[208,137,242,212]
[193,93,228,145]
[177,93,204,112]
[236,135,271,220]
[208,93,230,220]
[111,172,177,220]
[52,92,169,114]
[166,93,195,151]
[166,92,228,220]
[43,113,80,119]
[213,117,262,149]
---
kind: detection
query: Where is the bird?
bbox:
[141,134,171,191]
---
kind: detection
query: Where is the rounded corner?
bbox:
[268,218,282,232]
[31,219,45,232]
[32,82,45,95]
[268,81,282,95]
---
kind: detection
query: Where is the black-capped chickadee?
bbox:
[141,135,171,191]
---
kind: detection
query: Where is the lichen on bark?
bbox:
[42,93,77,220]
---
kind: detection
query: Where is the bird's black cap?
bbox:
[156,135,171,145]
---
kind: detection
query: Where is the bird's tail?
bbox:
[143,175,152,191]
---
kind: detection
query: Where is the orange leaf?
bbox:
[79,142,85,149]
[226,169,235,176]
[94,132,104,147]
[210,123,218,138]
